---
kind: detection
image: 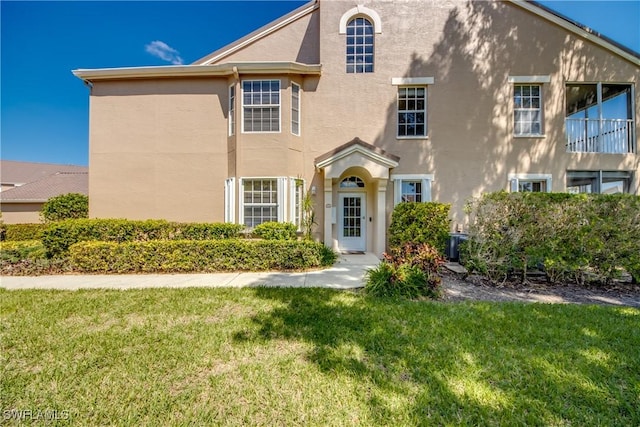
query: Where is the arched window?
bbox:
[346,18,374,73]
[340,176,365,188]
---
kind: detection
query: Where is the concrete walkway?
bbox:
[0,253,380,291]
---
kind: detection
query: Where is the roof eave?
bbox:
[72,62,321,81]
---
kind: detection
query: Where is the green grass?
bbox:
[1,288,639,426]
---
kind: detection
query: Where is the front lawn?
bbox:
[1,288,638,425]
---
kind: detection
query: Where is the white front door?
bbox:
[338,193,366,252]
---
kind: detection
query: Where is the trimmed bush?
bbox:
[40,193,88,222]
[0,240,46,262]
[365,242,444,299]
[41,219,244,258]
[4,223,47,241]
[463,192,640,284]
[252,222,298,240]
[69,239,336,273]
[388,202,451,254]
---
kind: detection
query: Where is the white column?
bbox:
[323,178,333,249]
[375,179,388,256]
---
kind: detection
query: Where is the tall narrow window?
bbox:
[228,85,235,136]
[242,80,280,132]
[346,17,374,73]
[514,84,542,136]
[397,86,427,137]
[291,83,300,136]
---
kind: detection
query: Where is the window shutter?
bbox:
[510,178,519,193]
[224,177,236,223]
[422,178,432,202]
[277,177,287,222]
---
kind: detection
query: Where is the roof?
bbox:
[315,137,400,167]
[0,160,88,203]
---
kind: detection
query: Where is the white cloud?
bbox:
[145,40,183,65]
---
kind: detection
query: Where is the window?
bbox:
[340,176,365,188]
[391,174,433,205]
[514,84,542,136]
[228,85,235,136]
[566,171,632,194]
[242,80,280,132]
[291,83,300,136]
[242,179,279,227]
[346,17,374,73]
[509,174,551,193]
[398,87,427,137]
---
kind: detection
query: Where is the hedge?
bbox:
[40,193,88,222]
[41,219,244,258]
[69,240,337,273]
[252,222,298,240]
[463,192,640,284]
[388,202,451,254]
[3,224,48,241]
[0,240,46,262]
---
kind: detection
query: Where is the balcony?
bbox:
[566,118,635,154]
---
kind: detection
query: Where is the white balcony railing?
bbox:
[566,118,635,154]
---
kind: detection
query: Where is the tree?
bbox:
[40,193,88,222]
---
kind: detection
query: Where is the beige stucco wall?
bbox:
[0,203,44,224]
[86,0,639,250]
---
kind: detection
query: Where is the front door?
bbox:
[339,193,366,252]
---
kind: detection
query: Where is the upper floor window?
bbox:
[346,18,374,73]
[398,86,427,137]
[514,84,542,136]
[228,85,236,136]
[291,83,300,136]
[242,80,280,133]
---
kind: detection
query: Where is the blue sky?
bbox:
[1,1,638,167]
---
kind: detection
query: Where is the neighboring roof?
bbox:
[72,62,321,81]
[1,160,86,186]
[0,172,88,203]
[511,0,640,66]
[315,137,400,169]
[192,0,319,65]
[0,160,88,203]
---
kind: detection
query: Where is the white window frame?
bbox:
[241,79,281,133]
[508,174,552,193]
[291,82,300,136]
[239,177,289,228]
[509,75,549,138]
[228,84,236,136]
[396,86,427,138]
[345,17,375,73]
[391,174,434,205]
[566,170,632,194]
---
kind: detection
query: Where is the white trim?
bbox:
[239,177,287,227]
[508,0,640,66]
[508,173,552,192]
[391,77,434,85]
[508,75,551,84]
[195,1,319,65]
[224,177,236,223]
[338,193,367,252]
[339,5,382,34]
[277,177,287,222]
[228,84,236,137]
[316,145,399,170]
[241,79,281,134]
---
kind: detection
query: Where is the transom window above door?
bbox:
[340,176,365,188]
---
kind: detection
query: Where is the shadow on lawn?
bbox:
[234,288,639,425]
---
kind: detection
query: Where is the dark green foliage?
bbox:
[388,202,451,253]
[463,192,640,284]
[41,219,244,258]
[69,239,336,273]
[252,222,298,240]
[3,223,47,241]
[40,193,88,222]
[365,242,444,299]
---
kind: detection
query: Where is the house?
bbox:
[72,0,639,256]
[0,160,88,224]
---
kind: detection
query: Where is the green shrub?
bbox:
[252,222,298,240]
[365,242,444,299]
[463,192,640,285]
[40,193,88,222]
[41,219,244,258]
[388,202,451,254]
[4,223,47,241]
[69,239,336,273]
[0,240,46,262]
